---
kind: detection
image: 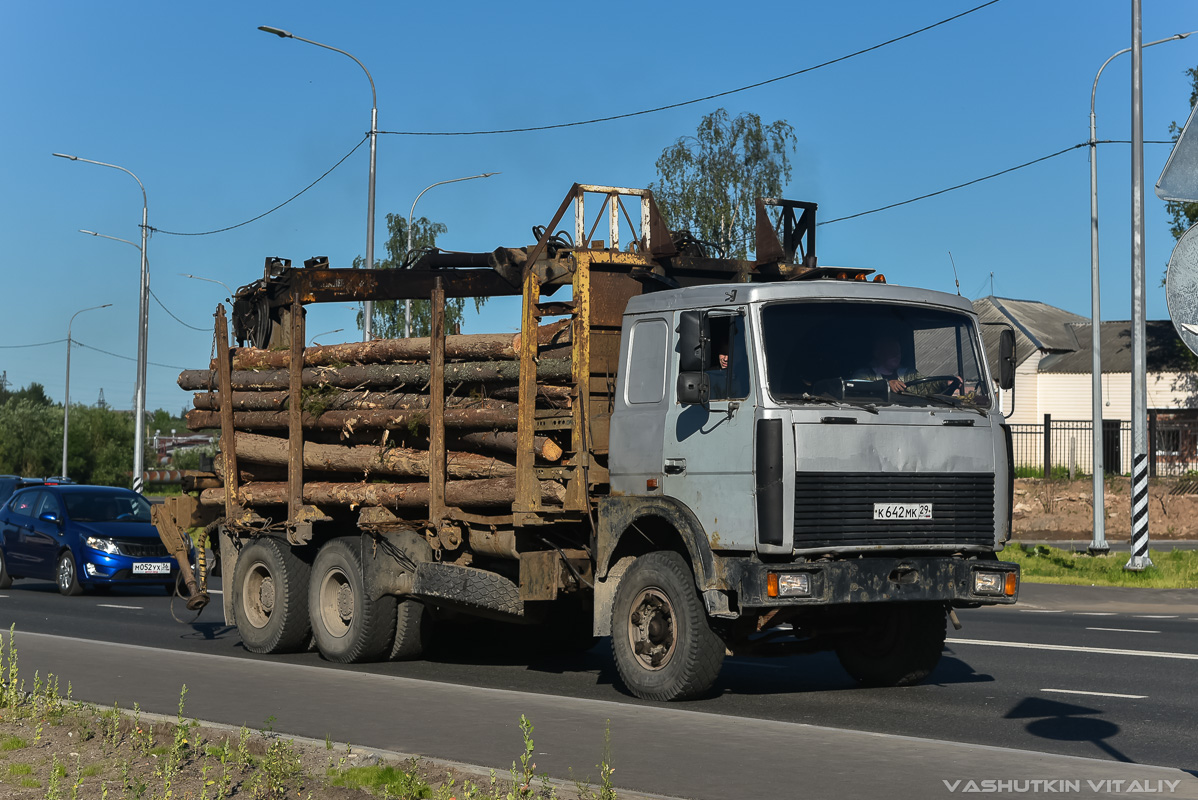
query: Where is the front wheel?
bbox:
[0,549,12,589]
[611,551,724,701]
[834,602,947,687]
[309,537,397,664]
[56,552,83,596]
[231,537,311,654]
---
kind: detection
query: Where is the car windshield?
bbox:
[62,492,152,523]
[761,301,992,409]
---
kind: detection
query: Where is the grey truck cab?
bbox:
[601,276,1019,699]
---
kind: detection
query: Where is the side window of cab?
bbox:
[706,313,750,401]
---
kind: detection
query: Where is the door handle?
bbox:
[664,459,686,475]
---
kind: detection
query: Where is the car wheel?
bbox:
[231,536,311,654]
[610,551,724,701]
[56,552,84,596]
[310,537,397,664]
[0,549,12,589]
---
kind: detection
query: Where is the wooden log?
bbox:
[232,432,516,479]
[178,358,572,392]
[221,320,571,370]
[187,406,526,433]
[199,478,566,509]
[192,391,520,413]
[451,431,563,462]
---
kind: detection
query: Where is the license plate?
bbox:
[132,562,171,575]
[873,503,933,520]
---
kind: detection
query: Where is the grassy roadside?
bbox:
[1003,543,1198,588]
[0,627,618,800]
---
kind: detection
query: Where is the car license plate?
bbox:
[132,562,170,575]
[873,503,933,520]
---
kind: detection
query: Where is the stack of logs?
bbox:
[179,322,574,513]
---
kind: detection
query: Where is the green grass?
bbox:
[1004,543,1198,588]
[18,778,39,788]
[0,736,28,751]
[327,765,431,798]
[6,763,32,776]
[81,763,102,777]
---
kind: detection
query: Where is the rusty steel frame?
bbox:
[215,306,241,521]
[429,277,448,525]
[287,293,305,525]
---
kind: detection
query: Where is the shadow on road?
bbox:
[1005,696,1130,762]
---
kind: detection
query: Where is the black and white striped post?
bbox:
[1126,2,1153,572]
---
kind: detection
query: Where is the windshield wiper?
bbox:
[898,390,986,416]
[798,392,879,415]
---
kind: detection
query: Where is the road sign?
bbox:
[1165,222,1198,356]
[1157,103,1198,203]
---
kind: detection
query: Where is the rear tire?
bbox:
[0,549,12,589]
[56,552,83,596]
[232,537,311,654]
[834,602,947,687]
[611,551,724,701]
[310,537,397,664]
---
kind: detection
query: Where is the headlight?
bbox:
[85,536,121,556]
[767,572,812,597]
[973,571,1004,595]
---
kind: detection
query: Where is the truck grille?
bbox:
[113,539,171,558]
[793,472,994,549]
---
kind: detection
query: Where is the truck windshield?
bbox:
[761,301,992,410]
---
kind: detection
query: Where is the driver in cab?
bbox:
[853,335,958,397]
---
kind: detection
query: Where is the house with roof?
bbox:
[974,296,1197,473]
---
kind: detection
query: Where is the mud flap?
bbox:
[411,562,525,621]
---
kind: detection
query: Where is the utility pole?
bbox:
[1127,0,1153,570]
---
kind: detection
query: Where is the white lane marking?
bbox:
[1135,614,1178,619]
[1086,627,1159,634]
[947,638,1198,661]
[96,604,143,610]
[1041,688,1147,700]
[1074,612,1117,616]
[0,595,7,598]
[1018,609,1065,613]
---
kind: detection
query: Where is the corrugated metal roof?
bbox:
[1039,320,1194,373]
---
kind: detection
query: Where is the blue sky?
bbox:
[2,0,1196,417]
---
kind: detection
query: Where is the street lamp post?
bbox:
[403,172,500,337]
[1086,30,1193,555]
[179,273,236,303]
[258,25,378,342]
[309,328,344,345]
[62,304,112,478]
[54,153,150,494]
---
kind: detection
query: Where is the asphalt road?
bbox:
[2,578,1196,799]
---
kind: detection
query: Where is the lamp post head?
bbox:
[52,153,78,161]
[258,25,292,38]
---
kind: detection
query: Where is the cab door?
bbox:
[661,309,758,550]
[23,492,62,579]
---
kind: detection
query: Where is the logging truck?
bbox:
[153,184,1021,701]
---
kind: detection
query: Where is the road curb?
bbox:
[1011,582,1198,615]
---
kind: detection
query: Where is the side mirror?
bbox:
[998,328,1016,391]
[39,511,60,524]
[677,372,710,406]
[676,311,710,373]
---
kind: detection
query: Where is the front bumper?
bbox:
[81,550,180,585]
[728,556,1019,608]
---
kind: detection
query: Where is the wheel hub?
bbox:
[336,583,354,622]
[628,588,677,670]
[258,576,275,612]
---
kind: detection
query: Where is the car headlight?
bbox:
[85,536,121,556]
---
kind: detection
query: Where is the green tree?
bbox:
[1166,67,1198,241]
[0,398,60,477]
[355,212,486,338]
[66,405,135,487]
[650,108,797,259]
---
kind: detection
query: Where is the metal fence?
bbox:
[1010,415,1198,477]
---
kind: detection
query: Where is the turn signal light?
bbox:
[1004,572,1018,597]
[646,478,658,490]
[767,573,779,598]
[872,274,886,283]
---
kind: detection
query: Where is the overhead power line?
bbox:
[149,288,208,332]
[150,135,369,236]
[0,339,68,349]
[820,139,1174,226]
[377,1,1002,136]
[72,340,187,371]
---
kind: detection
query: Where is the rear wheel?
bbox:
[388,531,433,661]
[56,552,83,596]
[611,551,724,701]
[834,602,947,687]
[310,537,397,664]
[0,549,12,589]
[232,537,311,654]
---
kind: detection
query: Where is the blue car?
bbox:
[0,485,181,595]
